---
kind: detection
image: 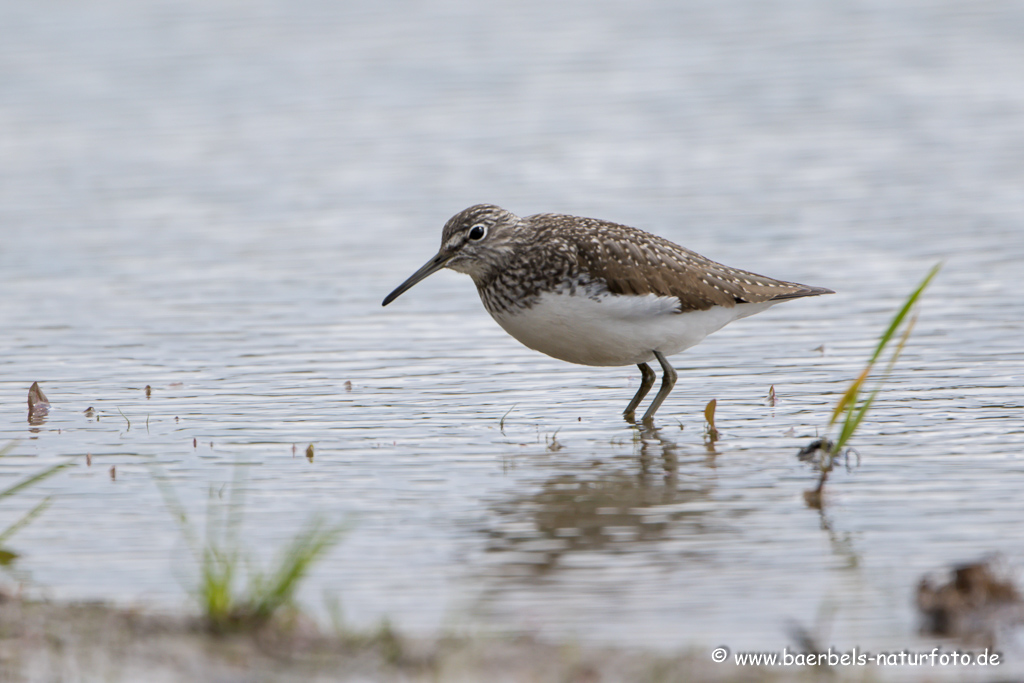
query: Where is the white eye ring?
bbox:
[468,224,487,241]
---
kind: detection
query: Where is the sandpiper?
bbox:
[382,205,832,422]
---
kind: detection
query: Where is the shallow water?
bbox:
[2,0,1024,676]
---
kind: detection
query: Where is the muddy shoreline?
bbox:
[0,596,776,683]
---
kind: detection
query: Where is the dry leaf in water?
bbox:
[27,382,50,424]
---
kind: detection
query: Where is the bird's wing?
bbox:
[551,216,830,313]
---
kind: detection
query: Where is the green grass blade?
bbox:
[834,304,922,452]
[836,405,857,450]
[154,463,346,632]
[829,365,870,427]
[150,469,202,559]
[226,466,247,544]
[884,312,919,375]
[831,264,940,427]
[835,390,877,452]
[867,263,941,366]
[828,262,940,451]
[250,516,346,620]
[0,461,73,500]
[0,496,54,545]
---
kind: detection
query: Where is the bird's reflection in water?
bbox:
[484,423,718,572]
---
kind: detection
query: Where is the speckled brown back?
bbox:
[518,213,831,313]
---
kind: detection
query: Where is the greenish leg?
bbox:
[623,362,656,421]
[641,351,677,423]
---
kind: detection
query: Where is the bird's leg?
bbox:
[623,362,656,422]
[641,350,677,423]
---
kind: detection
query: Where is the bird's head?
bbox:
[382,204,520,306]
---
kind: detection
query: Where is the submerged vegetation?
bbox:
[153,467,346,633]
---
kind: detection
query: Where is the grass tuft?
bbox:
[153,467,346,633]
[801,264,940,506]
[828,263,941,455]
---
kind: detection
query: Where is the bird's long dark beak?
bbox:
[382,252,452,306]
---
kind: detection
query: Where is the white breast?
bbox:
[489,290,778,367]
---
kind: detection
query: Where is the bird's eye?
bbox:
[468,224,487,241]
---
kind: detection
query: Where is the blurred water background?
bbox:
[1,0,1023,673]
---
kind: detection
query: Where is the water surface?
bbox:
[1,0,1023,676]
